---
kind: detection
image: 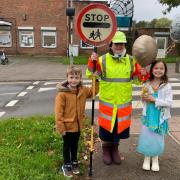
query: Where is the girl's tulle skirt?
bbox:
[137,125,164,156]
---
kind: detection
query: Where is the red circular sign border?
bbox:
[76,3,117,47]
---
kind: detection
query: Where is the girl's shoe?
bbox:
[142,156,151,170]
[151,156,160,171]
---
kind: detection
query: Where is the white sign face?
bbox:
[76,3,117,46]
[81,9,113,43]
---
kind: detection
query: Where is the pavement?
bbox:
[0,56,88,82]
[1,56,180,180]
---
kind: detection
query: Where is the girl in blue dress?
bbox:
[137,60,173,171]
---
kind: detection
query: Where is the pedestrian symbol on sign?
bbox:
[89,29,102,40]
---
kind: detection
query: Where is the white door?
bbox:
[155,37,167,59]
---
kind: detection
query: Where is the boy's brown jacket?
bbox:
[55,80,99,135]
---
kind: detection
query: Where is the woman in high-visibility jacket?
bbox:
[86,31,149,165]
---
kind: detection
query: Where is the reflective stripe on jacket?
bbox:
[99,99,132,133]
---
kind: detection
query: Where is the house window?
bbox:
[155,36,167,59]
[80,40,94,49]
[156,37,166,50]
[0,31,12,47]
[18,27,34,47]
[41,27,57,48]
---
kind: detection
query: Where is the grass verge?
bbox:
[0,115,91,179]
[10,54,180,65]
[164,56,180,63]
[60,55,180,64]
[58,55,88,65]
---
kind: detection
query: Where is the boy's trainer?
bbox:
[72,161,80,174]
[61,164,73,177]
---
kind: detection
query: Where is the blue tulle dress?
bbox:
[137,91,169,156]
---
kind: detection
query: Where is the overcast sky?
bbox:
[133,0,180,21]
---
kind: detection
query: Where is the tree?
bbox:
[149,19,158,28]
[134,18,171,28]
[159,0,180,13]
[135,21,150,28]
[154,18,172,28]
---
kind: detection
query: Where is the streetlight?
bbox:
[66,0,75,65]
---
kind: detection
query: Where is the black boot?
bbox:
[111,144,121,165]
[102,143,113,165]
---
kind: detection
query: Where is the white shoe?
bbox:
[142,156,151,170]
[151,156,160,171]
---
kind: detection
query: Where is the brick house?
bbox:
[0,0,109,56]
[133,27,179,58]
[0,0,69,55]
[0,0,177,57]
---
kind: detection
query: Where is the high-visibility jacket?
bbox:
[86,52,148,134]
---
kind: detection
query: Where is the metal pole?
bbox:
[89,46,97,176]
[67,0,70,57]
[69,0,74,65]
[175,59,180,73]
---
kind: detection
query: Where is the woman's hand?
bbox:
[142,94,155,102]
[91,52,98,61]
[140,67,148,76]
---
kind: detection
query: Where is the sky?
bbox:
[133,0,180,21]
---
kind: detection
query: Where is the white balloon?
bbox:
[170,14,180,43]
[132,35,157,67]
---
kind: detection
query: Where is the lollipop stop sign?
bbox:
[76,3,117,46]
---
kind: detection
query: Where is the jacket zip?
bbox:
[76,94,80,132]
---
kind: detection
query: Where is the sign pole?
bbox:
[89,46,97,176]
[67,0,74,65]
[75,3,117,176]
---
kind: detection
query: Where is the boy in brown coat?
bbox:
[55,65,98,178]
